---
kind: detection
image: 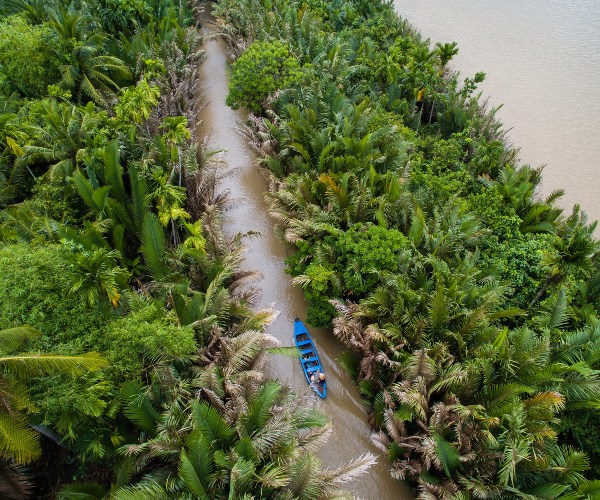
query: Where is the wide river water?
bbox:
[394,0,600,224]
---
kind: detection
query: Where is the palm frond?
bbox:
[121,382,160,435]
[320,453,377,490]
[0,460,35,500]
[0,327,41,355]
[0,353,107,378]
[140,212,169,280]
[0,411,40,464]
[112,478,170,500]
[178,449,210,499]
[57,481,106,499]
[103,140,126,205]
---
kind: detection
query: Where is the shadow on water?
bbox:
[195,6,413,499]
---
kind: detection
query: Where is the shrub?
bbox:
[226,40,303,113]
[0,16,63,97]
[331,223,408,295]
[93,302,197,383]
[0,244,110,352]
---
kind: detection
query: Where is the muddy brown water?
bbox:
[196,9,413,500]
[394,0,600,225]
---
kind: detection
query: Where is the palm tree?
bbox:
[435,42,459,72]
[330,299,399,391]
[55,22,132,106]
[0,99,32,206]
[368,348,497,493]
[59,311,374,498]
[0,326,107,464]
[0,0,50,24]
[20,99,101,180]
[114,378,374,499]
[149,167,189,245]
[64,247,130,308]
[530,206,599,308]
[266,173,339,244]
[47,4,89,42]
[114,78,160,140]
[370,339,599,497]
[161,116,191,187]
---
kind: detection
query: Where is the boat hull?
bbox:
[294,318,327,398]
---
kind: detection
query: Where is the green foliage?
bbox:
[0,16,62,97]
[408,132,476,201]
[2,0,599,495]
[140,212,169,280]
[433,434,460,477]
[19,99,109,182]
[64,246,130,308]
[95,302,196,383]
[0,326,106,465]
[227,40,303,113]
[0,244,111,351]
[113,376,371,499]
[300,262,338,326]
[216,0,600,494]
[287,224,407,326]
[332,223,407,295]
[0,0,287,496]
[559,408,600,477]
[115,78,160,125]
[92,0,153,36]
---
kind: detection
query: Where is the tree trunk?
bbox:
[428,99,436,124]
[529,273,562,309]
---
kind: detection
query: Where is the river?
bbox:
[394,0,600,224]
[196,7,412,499]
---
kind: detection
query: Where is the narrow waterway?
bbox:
[394,0,600,224]
[196,9,412,500]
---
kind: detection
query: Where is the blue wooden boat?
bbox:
[294,318,327,398]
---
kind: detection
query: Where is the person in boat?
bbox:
[310,371,326,386]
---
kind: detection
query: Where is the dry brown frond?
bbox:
[370,430,390,453]
[297,423,333,454]
[320,453,377,491]
[384,409,407,444]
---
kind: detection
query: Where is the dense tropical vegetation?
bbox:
[214,0,600,497]
[3,0,600,497]
[0,0,373,497]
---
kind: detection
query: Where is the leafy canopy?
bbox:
[0,16,63,97]
[227,40,303,114]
